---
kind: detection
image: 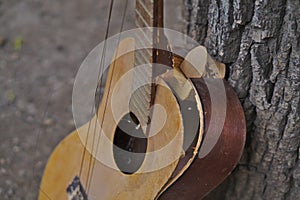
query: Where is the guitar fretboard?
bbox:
[130,0,157,125]
[130,0,171,126]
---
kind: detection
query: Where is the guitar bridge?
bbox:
[66,176,88,200]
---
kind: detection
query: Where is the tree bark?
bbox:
[184,0,300,199]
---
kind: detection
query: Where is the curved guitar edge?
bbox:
[154,69,205,199]
[38,37,137,200]
[38,37,187,200]
[159,78,246,200]
[38,130,90,200]
[38,85,186,200]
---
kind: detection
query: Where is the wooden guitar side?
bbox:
[159,78,246,199]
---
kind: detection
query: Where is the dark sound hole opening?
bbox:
[113,112,147,175]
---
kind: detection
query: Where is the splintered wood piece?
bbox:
[180,45,226,79]
[206,54,226,79]
[180,45,207,78]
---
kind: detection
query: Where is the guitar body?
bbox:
[39,1,246,198]
[39,38,201,200]
[39,38,246,200]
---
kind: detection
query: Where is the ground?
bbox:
[0,1,183,199]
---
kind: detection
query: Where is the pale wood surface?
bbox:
[180,45,226,79]
[39,38,184,200]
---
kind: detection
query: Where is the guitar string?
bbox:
[84,0,116,191]
[86,0,117,190]
[87,0,128,191]
[78,0,115,184]
[85,0,130,193]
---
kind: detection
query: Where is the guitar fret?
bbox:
[133,70,151,85]
[135,32,152,49]
[135,37,152,54]
[134,74,151,87]
[133,68,152,90]
[132,93,151,109]
[131,98,150,122]
[132,85,151,95]
[137,0,154,15]
[135,9,151,28]
[134,88,151,103]
[135,49,152,62]
[135,55,150,69]
[132,89,152,106]
[131,0,156,125]
[136,0,153,21]
[135,51,147,64]
[134,64,152,78]
[135,25,153,46]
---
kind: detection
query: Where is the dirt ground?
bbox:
[0,1,183,199]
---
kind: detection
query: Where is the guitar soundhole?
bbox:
[113,112,147,175]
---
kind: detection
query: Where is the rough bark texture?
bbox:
[184,0,300,199]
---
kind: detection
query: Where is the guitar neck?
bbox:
[130,0,169,126]
[135,0,165,66]
[136,0,163,28]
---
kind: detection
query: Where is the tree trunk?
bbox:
[184,0,300,199]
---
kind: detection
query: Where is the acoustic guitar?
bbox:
[38,0,246,199]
